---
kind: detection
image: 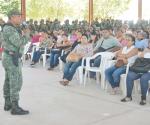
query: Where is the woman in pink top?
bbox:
[59,34,93,86]
[69,30,78,44]
[115,28,128,47]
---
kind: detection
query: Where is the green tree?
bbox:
[0,0,132,21]
[0,0,20,16]
[26,0,72,20]
[84,0,131,20]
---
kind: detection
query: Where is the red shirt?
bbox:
[31,34,41,43]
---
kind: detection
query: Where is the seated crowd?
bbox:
[0,18,150,106]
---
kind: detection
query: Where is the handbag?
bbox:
[60,51,70,63]
[129,58,150,73]
[66,53,80,62]
[115,59,125,68]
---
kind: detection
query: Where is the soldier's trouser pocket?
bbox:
[11,53,22,67]
[12,54,19,67]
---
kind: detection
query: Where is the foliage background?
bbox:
[0,0,131,21]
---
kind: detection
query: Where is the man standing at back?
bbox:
[2,9,30,115]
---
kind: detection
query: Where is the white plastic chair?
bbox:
[59,50,65,71]
[22,42,31,62]
[120,62,141,96]
[120,63,131,96]
[76,57,86,84]
[23,43,36,62]
[41,48,50,67]
[83,52,115,88]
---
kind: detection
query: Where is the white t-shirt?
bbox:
[144,52,150,58]
[122,45,137,64]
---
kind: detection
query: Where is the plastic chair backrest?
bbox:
[99,52,115,71]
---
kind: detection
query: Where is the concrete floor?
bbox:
[0,61,150,125]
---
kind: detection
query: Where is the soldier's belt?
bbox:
[4,50,22,67]
[4,50,15,55]
[4,50,22,58]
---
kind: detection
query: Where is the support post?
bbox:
[21,0,26,21]
[138,0,142,20]
[89,0,93,24]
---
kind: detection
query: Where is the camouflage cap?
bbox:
[100,22,112,31]
[7,9,21,18]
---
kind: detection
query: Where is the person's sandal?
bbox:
[47,67,54,71]
[140,99,146,105]
[110,90,117,95]
[59,81,69,86]
[30,62,35,66]
[121,97,132,102]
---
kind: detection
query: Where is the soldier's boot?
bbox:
[11,101,29,115]
[4,97,12,111]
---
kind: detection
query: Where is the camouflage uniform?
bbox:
[0,31,3,46]
[39,19,47,32]
[2,24,29,103]
[63,23,71,34]
[33,20,39,32]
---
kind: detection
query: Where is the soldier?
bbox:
[63,19,71,34]
[39,19,46,32]
[28,19,35,32]
[93,18,99,27]
[33,20,39,32]
[0,18,5,48]
[45,20,50,31]
[2,9,30,115]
